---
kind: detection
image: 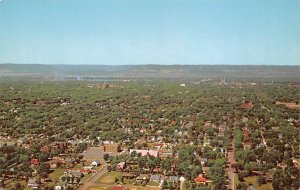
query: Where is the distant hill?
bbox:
[0,64,299,82]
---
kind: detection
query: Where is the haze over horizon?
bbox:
[0,0,299,66]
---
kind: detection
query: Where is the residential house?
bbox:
[40,145,51,153]
[194,174,207,185]
[54,182,67,190]
[91,160,100,167]
[30,158,39,166]
[244,142,252,149]
[150,175,161,183]
[64,157,75,167]
[153,167,161,173]
[240,102,254,109]
[200,158,208,166]
[52,142,68,153]
[49,159,61,169]
[80,167,92,174]
[169,176,179,183]
[136,174,149,181]
[116,162,126,170]
[64,171,83,179]
[27,178,40,189]
[242,117,249,123]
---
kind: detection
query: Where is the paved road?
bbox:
[260,130,268,149]
[180,178,185,190]
[226,134,236,190]
[227,148,235,190]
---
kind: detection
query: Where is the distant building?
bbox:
[52,142,68,152]
[40,142,68,153]
[100,143,120,152]
[130,149,159,157]
[159,149,173,159]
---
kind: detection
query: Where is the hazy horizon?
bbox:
[0,63,299,66]
[0,0,299,66]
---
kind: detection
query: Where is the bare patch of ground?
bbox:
[276,101,300,110]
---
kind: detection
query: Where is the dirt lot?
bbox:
[276,101,300,110]
[81,147,120,162]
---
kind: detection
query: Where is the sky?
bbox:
[0,0,299,65]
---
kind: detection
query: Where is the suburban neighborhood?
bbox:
[0,80,299,190]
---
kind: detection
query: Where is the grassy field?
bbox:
[3,179,31,190]
[235,175,273,190]
[49,168,65,180]
[147,181,160,186]
[244,176,273,190]
[96,171,123,184]
[81,173,94,182]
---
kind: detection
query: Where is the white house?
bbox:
[91,160,100,166]
[27,178,39,189]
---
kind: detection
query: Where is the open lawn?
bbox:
[244,176,273,190]
[97,172,123,184]
[147,181,160,186]
[3,179,31,190]
[236,175,273,190]
[49,168,65,180]
[81,173,94,183]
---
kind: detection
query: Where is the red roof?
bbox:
[243,131,250,137]
[194,176,207,183]
[240,102,254,109]
[80,168,92,174]
[31,158,39,165]
[112,186,126,190]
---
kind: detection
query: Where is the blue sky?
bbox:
[0,0,299,65]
